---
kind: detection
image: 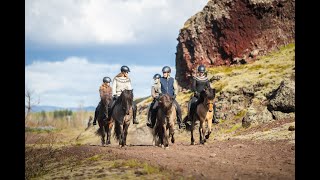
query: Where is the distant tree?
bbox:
[25,86,40,121]
[40,110,46,121]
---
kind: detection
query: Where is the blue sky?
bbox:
[25,0,207,108]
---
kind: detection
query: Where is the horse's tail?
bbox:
[113,120,121,142]
[95,126,104,136]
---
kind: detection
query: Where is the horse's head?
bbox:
[158,94,173,113]
[203,87,216,112]
[120,89,133,115]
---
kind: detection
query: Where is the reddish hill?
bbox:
[175,0,295,89]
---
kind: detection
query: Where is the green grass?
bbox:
[111,159,161,175]
[88,155,101,161]
[142,163,160,174]
[224,123,242,134]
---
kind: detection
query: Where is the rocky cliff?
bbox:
[175,0,295,89]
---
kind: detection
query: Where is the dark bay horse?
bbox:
[189,87,216,145]
[153,94,176,148]
[95,90,113,146]
[111,89,133,147]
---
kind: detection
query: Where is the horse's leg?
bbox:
[159,125,164,147]
[101,125,106,146]
[164,124,169,148]
[205,118,212,140]
[123,121,130,146]
[170,123,175,144]
[106,121,112,145]
[191,118,195,145]
[199,120,205,144]
[118,122,124,147]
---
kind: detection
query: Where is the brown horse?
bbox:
[95,90,113,146]
[153,94,176,148]
[190,87,216,145]
[111,89,133,147]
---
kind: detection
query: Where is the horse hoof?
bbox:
[200,140,205,144]
[161,144,164,148]
[191,142,195,145]
[171,138,175,144]
[205,135,210,139]
[165,146,169,150]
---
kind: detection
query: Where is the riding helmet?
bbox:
[121,65,130,72]
[162,66,171,73]
[198,64,206,73]
[153,73,161,79]
[103,77,111,83]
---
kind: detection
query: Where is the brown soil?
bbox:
[84,139,294,180]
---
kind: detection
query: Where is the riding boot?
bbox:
[146,100,155,127]
[132,102,139,124]
[212,102,219,124]
[174,100,184,129]
[93,101,101,125]
[187,103,196,126]
[146,108,152,127]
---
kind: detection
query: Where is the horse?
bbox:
[189,87,216,145]
[153,94,176,148]
[95,90,113,146]
[111,89,133,147]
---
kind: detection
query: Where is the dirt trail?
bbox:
[26,119,295,179]
[85,139,294,179]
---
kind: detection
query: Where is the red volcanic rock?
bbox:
[175,0,295,89]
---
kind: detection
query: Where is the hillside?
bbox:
[175,0,295,89]
[25,44,295,179]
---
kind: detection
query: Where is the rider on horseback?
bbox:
[110,65,139,124]
[183,64,219,126]
[146,73,161,128]
[158,66,184,129]
[93,76,112,125]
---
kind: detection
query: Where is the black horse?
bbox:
[111,89,134,147]
[95,90,113,146]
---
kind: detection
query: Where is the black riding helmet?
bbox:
[103,77,111,83]
[121,65,130,72]
[198,64,206,73]
[162,66,171,73]
[153,73,161,79]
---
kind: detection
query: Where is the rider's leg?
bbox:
[151,100,158,128]
[93,101,101,125]
[173,100,184,129]
[147,99,155,127]
[186,97,198,125]
[132,101,139,124]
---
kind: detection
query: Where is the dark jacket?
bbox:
[160,76,175,97]
[192,75,210,97]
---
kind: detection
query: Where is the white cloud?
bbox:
[25,0,207,46]
[25,57,175,107]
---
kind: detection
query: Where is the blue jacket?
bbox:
[160,77,174,97]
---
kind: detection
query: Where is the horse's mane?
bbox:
[116,89,133,110]
[113,89,133,142]
[158,94,173,112]
[196,87,216,105]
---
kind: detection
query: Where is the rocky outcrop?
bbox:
[241,79,295,128]
[267,79,295,113]
[175,0,295,89]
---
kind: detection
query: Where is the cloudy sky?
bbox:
[25,0,207,108]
